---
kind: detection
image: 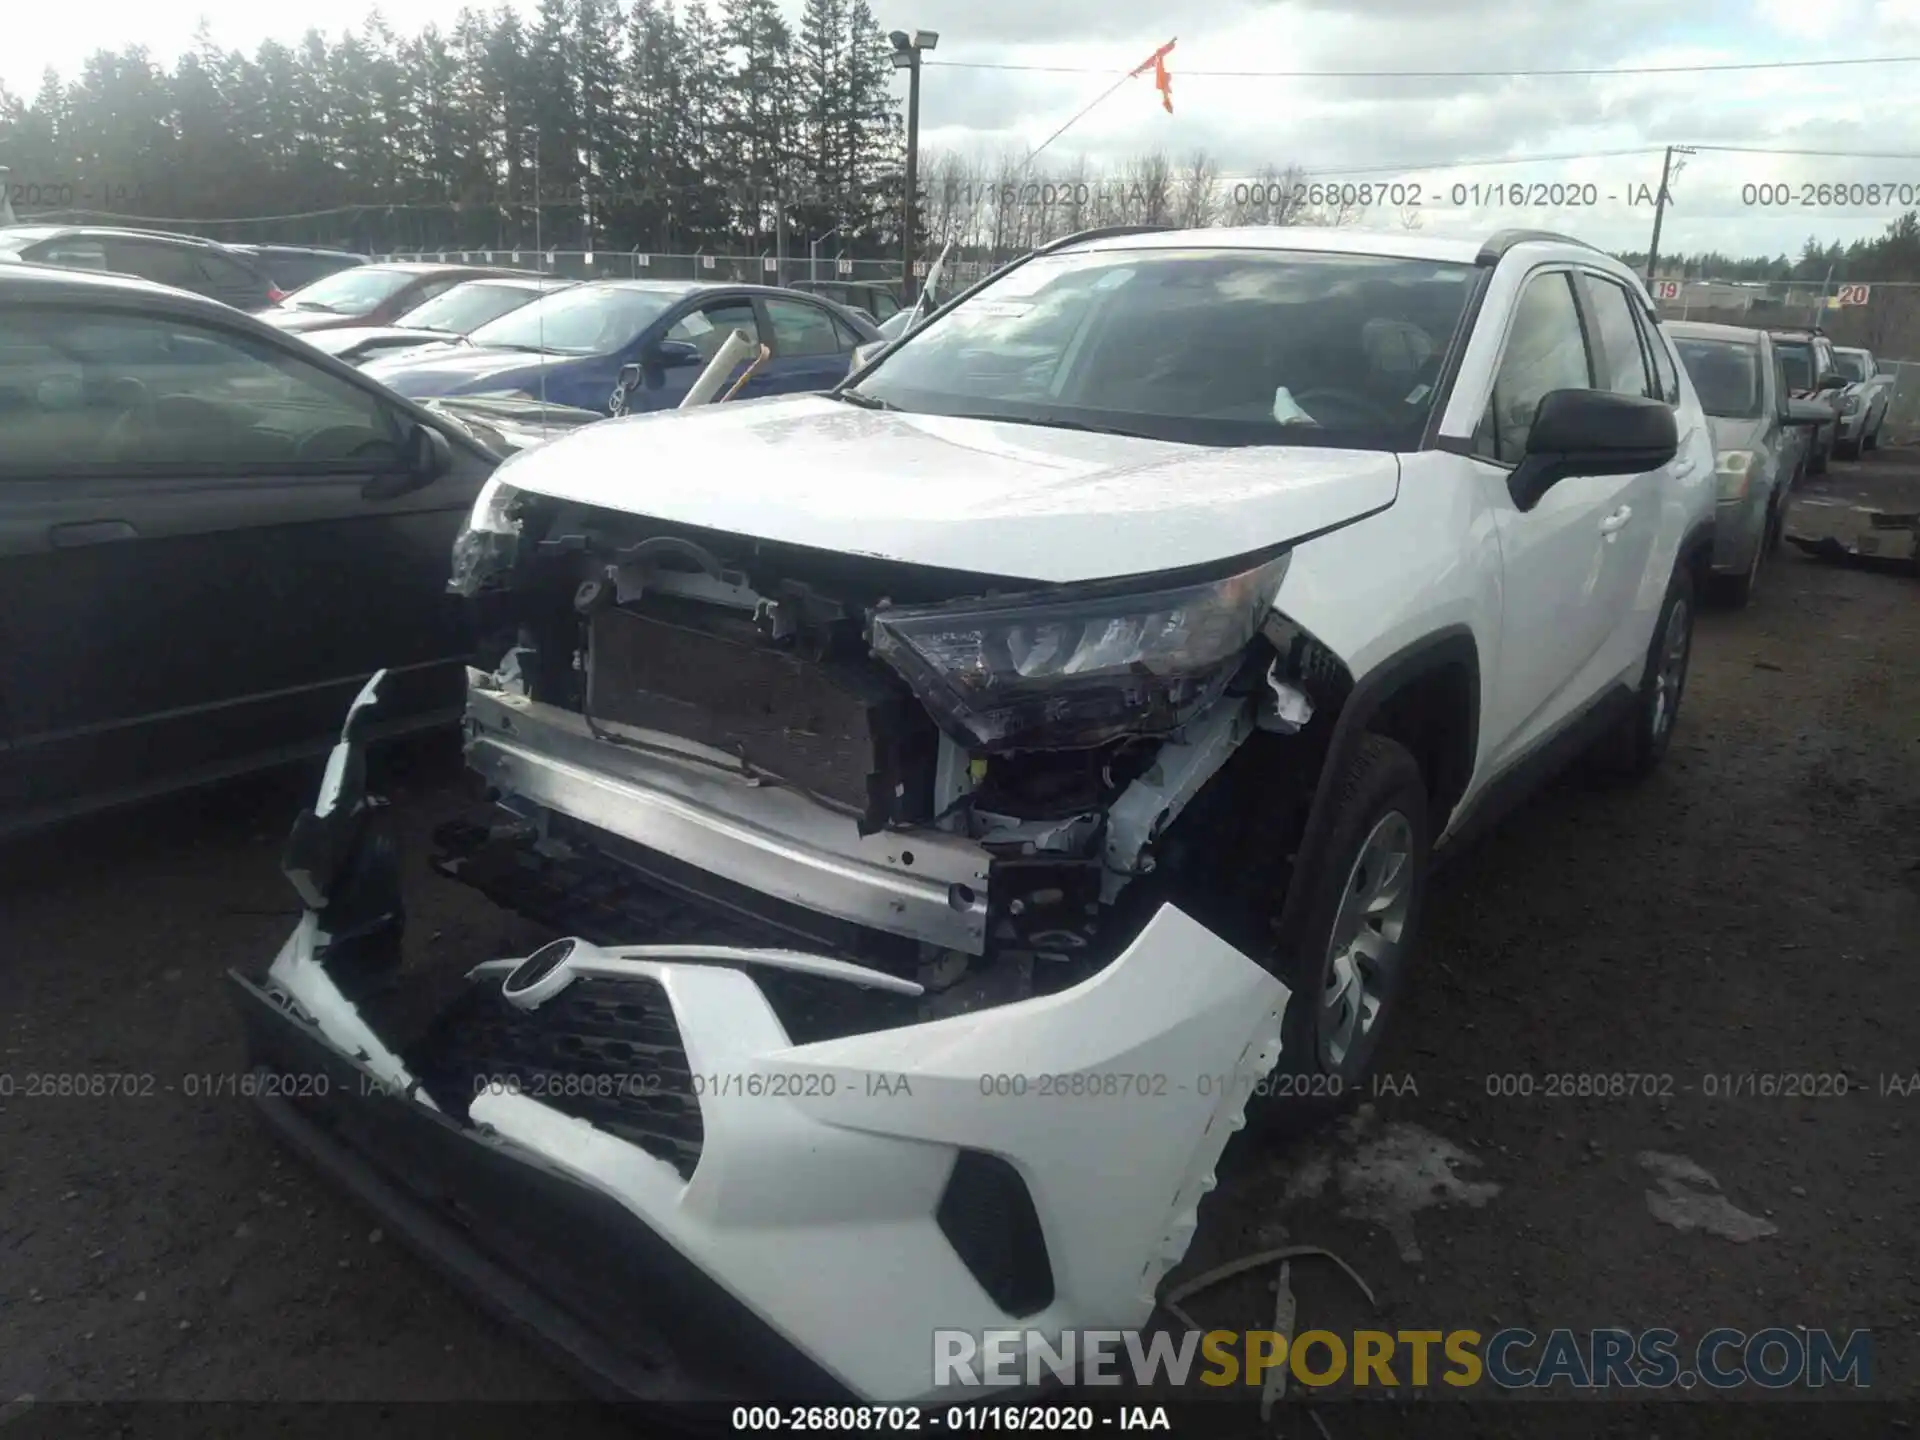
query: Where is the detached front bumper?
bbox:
[236,687,1291,1404]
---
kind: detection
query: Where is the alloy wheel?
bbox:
[1318,810,1415,1074]
[1650,597,1691,742]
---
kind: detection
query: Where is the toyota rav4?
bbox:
[231,225,1718,1406]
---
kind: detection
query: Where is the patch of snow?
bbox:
[1638,1150,1778,1243]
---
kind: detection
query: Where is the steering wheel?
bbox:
[1287,387,1403,430]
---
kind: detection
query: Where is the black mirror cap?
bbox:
[652,338,705,368]
[1508,389,1679,511]
[362,423,451,502]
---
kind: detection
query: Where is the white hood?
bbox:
[493,393,1401,582]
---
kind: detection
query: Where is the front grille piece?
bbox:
[410,974,705,1178]
[936,1149,1055,1317]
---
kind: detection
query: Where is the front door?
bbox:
[1470,269,1643,773]
[632,297,766,411]
[0,299,488,828]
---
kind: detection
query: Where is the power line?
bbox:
[924,54,1920,79]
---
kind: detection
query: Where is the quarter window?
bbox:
[1642,312,1680,405]
[1478,272,1594,465]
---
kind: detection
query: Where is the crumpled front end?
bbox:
[237,661,1300,1402]
[238,440,1380,1400]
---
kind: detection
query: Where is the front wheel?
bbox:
[1595,567,1695,779]
[1259,734,1431,1133]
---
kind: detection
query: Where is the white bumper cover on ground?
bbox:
[267,903,1289,1403]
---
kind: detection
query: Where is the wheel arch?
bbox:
[1271,625,1481,954]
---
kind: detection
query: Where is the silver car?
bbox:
[1831,346,1893,458]
[1667,321,1812,604]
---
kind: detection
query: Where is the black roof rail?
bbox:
[1475,229,1602,265]
[1040,224,1176,254]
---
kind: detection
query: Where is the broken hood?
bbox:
[488,394,1401,583]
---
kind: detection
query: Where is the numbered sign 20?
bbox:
[1835,283,1871,306]
[1650,280,1681,301]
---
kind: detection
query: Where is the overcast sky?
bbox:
[7,0,1920,260]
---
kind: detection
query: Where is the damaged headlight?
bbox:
[448,474,525,596]
[869,552,1290,751]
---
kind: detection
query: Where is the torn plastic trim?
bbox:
[263,911,438,1110]
[465,942,927,998]
[464,680,992,954]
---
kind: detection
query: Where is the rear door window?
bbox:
[764,297,848,358]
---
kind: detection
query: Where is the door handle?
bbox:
[49,519,138,547]
[1599,506,1632,535]
[1673,457,1698,479]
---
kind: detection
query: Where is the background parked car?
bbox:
[230,243,367,291]
[302,276,577,365]
[1830,345,1893,457]
[1768,327,1848,473]
[259,261,536,335]
[0,224,286,309]
[1667,320,1820,604]
[0,260,498,837]
[362,280,881,412]
[788,277,903,324]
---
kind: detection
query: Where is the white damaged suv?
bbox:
[236,225,1717,1404]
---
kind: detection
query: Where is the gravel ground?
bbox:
[2,454,1916,1423]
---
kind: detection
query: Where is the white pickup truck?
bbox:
[1832,344,1895,457]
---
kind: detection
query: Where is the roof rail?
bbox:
[1040,224,1176,254]
[1475,229,1602,265]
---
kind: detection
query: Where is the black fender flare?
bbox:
[1271,625,1480,957]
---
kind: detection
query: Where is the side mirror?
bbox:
[1785,397,1832,427]
[363,422,451,501]
[649,339,705,369]
[1816,372,1847,392]
[850,339,894,373]
[618,362,642,391]
[1507,389,1679,512]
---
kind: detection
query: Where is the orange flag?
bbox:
[1131,37,1176,113]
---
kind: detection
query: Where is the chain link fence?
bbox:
[371,247,911,289]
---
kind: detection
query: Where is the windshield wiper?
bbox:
[833,388,899,411]
[292,301,341,312]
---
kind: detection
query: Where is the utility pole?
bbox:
[891,30,938,300]
[1644,145,1694,285]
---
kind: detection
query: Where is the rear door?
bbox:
[0,297,490,828]
[753,295,860,394]
[98,235,215,298]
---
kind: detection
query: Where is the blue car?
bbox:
[361,280,882,414]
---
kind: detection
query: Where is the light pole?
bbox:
[890,28,938,301]
[810,225,842,284]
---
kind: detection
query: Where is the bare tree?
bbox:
[1174,149,1219,229]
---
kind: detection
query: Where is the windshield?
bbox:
[398,282,555,335]
[281,267,416,316]
[848,248,1477,449]
[1833,351,1868,382]
[1674,339,1763,419]
[468,285,682,356]
[1774,342,1813,393]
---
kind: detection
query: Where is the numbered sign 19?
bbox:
[913,260,929,277]
[1651,280,1681,301]
[1835,283,1871,306]
[837,259,853,275]
[763,256,777,272]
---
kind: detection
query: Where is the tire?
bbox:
[1258,734,1431,1134]
[1595,566,1695,780]
[1863,418,1880,453]
[1836,435,1860,461]
[1809,434,1829,475]
[1767,490,1786,555]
